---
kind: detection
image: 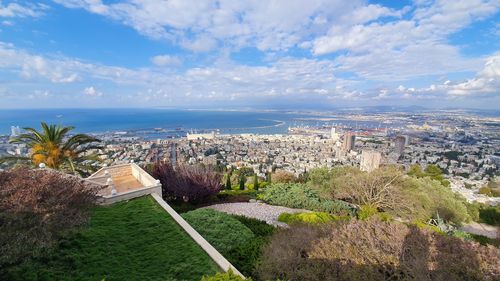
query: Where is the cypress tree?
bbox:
[266,172,272,183]
[253,174,259,190]
[226,175,232,190]
[239,174,246,190]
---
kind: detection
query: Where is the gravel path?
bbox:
[460,222,498,239]
[204,202,309,227]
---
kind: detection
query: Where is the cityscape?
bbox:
[2,109,499,205]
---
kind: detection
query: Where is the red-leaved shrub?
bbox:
[257,219,500,281]
[150,162,223,203]
[0,168,99,269]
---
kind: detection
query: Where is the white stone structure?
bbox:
[86,163,162,205]
[360,150,382,172]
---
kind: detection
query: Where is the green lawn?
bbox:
[7,196,219,281]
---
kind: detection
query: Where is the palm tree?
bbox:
[4,122,101,175]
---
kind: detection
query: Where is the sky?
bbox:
[0,0,499,109]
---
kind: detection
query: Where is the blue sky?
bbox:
[0,0,499,109]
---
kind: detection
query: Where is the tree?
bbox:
[239,174,246,190]
[266,172,272,183]
[226,174,232,190]
[4,122,101,175]
[253,174,259,190]
[332,166,407,212]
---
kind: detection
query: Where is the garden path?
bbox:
[204,202,308,227]
[460,222,498,239]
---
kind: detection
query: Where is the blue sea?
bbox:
[0,108,393,139]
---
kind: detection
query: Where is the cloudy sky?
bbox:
[0,0,499,109]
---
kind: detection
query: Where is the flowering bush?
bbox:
[150,161,223,203]
[0,168,99,269]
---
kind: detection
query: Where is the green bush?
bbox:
[226,238,266,277]
[278,212,349,224]
[452,230,474,241]
[259,183,355,216]
[201,270,248,281]
[414,221,445,234]
[478,205,500,226]
[181,209,254,255]
[231,215,275,237]
[357,205,378,220]
[182,210,275,278]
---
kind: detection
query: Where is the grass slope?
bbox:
[7,196,219,281]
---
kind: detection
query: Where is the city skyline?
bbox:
[0,0,499,109]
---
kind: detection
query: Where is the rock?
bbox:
[249,199,257,203]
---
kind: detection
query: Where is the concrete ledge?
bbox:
[98,185,161,205]
[151,193,244,278]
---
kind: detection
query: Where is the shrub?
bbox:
[257,219,500,281]
[272,170,298,183]
[231,215,276,237]
[150,161,223,203]
[201,270,248,281]
[228,215,275,277]
[181,209,254,255]
[260,183,355,216]
[478,204,500,226]
[0,168,99,270]
[357,204,378,220]
[278,212,349,224]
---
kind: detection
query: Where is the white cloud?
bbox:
[83,86,102,97]
[151,55,181,66]
[0,2,47,18]
[447,53,500,96]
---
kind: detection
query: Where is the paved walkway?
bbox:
[204,202,308,227]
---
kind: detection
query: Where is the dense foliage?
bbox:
[307,166,472,224]
[260,183,355,216]
[4,196,219,280]
[257,219,500,281]
[201,270,248,281]
[182,209,275,277]
[0,168,99,273]
[278,212,349,224]
[181,209,254,255]
[272,170,298,183]
[408,164,450,187]
[150,161,223,203]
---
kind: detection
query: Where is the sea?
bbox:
[0,108,401,139]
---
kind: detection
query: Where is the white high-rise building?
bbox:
[330,127,340,142]
[360,150,382,172]
[10,126,21,137]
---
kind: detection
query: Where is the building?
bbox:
[330,127,340,142]
[394,135,406,156]
[186,131,216,140]
[360,150,382,172]
[10,126,21,137]
[342,132,356,152]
